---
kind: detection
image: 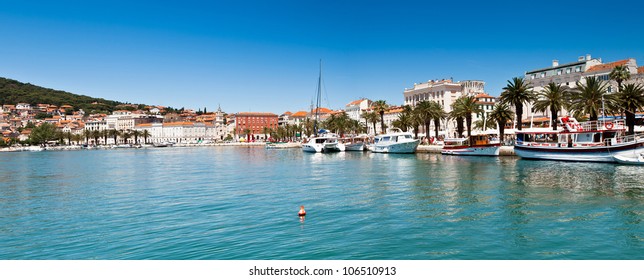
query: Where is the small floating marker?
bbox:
[298,205,306,216]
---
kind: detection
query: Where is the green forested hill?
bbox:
[0,77,123,113]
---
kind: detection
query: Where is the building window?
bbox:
[541,72,546,78]
[575,66,581,72]
[566,68,571,74]
[557,69,562,75]
[608,86,612,93]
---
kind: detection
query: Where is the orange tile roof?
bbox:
[585,59,629,73]
[475,93,494,98]
[291,111,308,118]
[386,108,403,114]
[163,121,195,126]
[638,66,644,74]
[311,107,332,114]
[282,111,292,115]
[347,99,366,106]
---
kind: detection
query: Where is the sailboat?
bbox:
[302,61,344,153]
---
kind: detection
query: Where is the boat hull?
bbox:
[514,141,644,162]
[371,140,420,154]
[344,143,365,151]
[302,143,323,153]
[613,154,644,165]
[441,144,500,156]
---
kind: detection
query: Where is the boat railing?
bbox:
[577,119,625,131]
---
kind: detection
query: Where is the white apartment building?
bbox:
[523,55,643,123]
[85,119,108,132]
[345,99,372,124]
[403,79,489,137]
[134,122,218,144]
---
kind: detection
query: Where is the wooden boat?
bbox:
[441,135,500,156]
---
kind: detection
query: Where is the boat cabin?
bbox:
[516,117,628,148]
[444,135,495,147]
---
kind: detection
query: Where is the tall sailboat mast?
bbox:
[314,60,322,137]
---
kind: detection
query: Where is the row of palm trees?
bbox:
[500,65,644,135]
[75,129,152,145]
[265,65,643,144]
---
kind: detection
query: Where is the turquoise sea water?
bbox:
[0,147,642,259]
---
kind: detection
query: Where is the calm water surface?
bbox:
[0,147,642,259]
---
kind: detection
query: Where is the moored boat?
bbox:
[341,134,369,151]
[302,132,345,153]
[441,135,500,156]
[371,129,420,154]
[514,117,644,162]
[613,153,644,165]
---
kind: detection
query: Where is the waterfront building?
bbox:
[474,93,497,128]
[382,106,403,135]
[234,112,278,141]
[278,111,292,127]
[403,79,488,137]
[134,122,217,144]
[523,55,643,124]
[85,119,108,132]
[345,98,372,126]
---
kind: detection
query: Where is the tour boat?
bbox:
[441,135,500,156]
[370,129,420,154]
[514,117,644,163]
[302,132,345,153]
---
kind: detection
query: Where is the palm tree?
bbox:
[500,77,534,131]
[131,130,141,144]
[101,130,108,145]
[616,83,644,135]
[108,129,119,145]
[487,103,515,143]
[142,129,151,144]
[411,106,424,139]
[532,82,569,130]
[610,65,631,92]
[121,130,132,144]
[262,127,272,141]
[82,129,91,145]
[449,98,467,138]
[473,119,496,131]
[414,101,432,139]
[64,131,73,145]
[303,118,314,138]
[568,76,612,122]
[362,111,380,135]
[430,101,446,141]
[452,96,482,146]
[392,105,413,132]
[371,100,389,134]
[91,130,101,145]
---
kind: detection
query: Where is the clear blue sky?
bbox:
[1,0,643,114]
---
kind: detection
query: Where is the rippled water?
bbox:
[0,147,642,259]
